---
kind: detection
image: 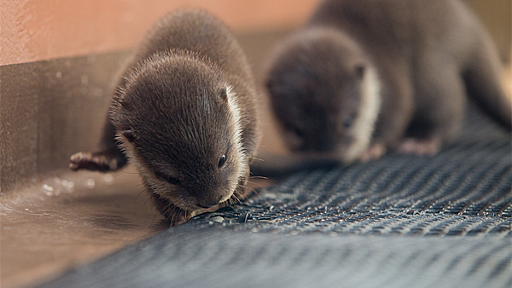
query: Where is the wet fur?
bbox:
[70,10,260,226]
[265,0,511,162]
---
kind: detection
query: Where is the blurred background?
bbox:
[2,0,510,65]
[1,1,510,288]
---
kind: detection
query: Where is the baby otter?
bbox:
[70,9,260,226]
[265,0,511,162]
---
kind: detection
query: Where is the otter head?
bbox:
[266,28,381,163]
[111,50,246,223]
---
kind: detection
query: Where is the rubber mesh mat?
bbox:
[35,106,511,288]
[193,106,512,237]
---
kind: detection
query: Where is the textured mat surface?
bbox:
[192,106,512,237]
[36,230,511,288]
[35,107,511,288]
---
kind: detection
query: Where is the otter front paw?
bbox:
[397,138,441,156]
[69,151,120,171]
[359,143,386,162]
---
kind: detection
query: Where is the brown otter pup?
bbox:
[265,0,511,163]
[70,9,260,226]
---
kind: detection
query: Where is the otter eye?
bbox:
[343,115,354,129]
[165,176,180,185]
[291,128,305,139]
[155,172,180,185]
[218,155,227,168]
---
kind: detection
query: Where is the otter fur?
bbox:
[265,0,511,162]
[70,9,260,226]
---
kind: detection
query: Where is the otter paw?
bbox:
[359,143,386,162]
[69,151,119,171]
[397,138,440,156]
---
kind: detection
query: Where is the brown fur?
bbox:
[70,9,260,226]
[266,0,511,161]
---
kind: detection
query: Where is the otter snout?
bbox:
[196,194,224,208]
[194,184,234,208]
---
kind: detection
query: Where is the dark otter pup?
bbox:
[265,0,511,163]
[70,9,260,226]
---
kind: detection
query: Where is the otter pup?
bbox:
[265,0,511,162]
[70,9,260,226]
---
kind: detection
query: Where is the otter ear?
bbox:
[354,62,366,79]
[121,129,136,143]
[218,87,228,102]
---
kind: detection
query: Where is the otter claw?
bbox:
[69,151,119,171]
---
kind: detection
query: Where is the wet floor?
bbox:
[1,165,274,288]
[1,166,167,288]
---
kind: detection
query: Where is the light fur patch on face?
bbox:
[224,85,246,201]
[344,67,381,163]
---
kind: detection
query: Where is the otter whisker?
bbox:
[246,187,261,197]
[249,156,264,162]
[230,193,241,205]
[136,187,150,202]
[152,212,161,223]
[249,175,269,180]
[121,171,140,175]
[143,192,154,206]
[247,180,264,186]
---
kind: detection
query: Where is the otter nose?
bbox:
[197,195,223,209]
